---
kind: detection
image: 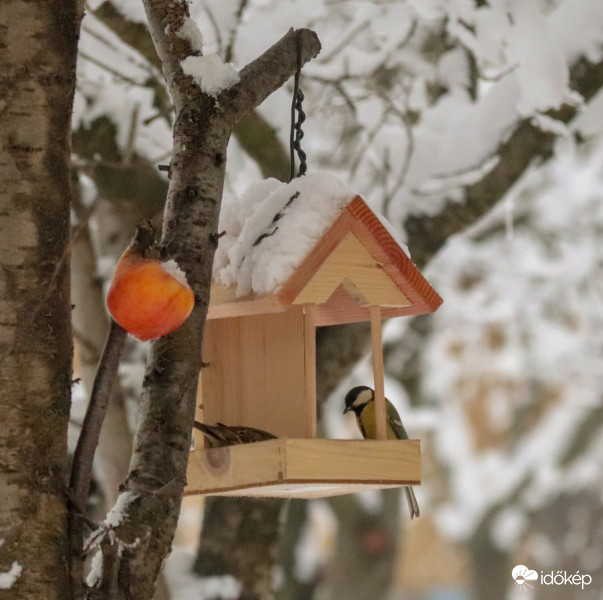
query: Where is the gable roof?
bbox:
[209,195,442,325]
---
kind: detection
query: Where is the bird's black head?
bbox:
[343,386,375,415]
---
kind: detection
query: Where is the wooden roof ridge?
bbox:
[207,194,442,320]
[347,196,443,313]
[275,195,442,313]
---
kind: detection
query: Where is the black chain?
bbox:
[290,37,307,181]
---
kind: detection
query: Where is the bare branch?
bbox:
[220,28,321,127]
[92,0,292,180]
[123,104,140,166]
[68,221,157,596]
[201,2,224,57]
[224,0,249,63]
[68,318,127,596]
[93,1,162,70]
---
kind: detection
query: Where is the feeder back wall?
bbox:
[201,305,314,438]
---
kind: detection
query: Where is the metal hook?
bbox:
[290,33,308,181]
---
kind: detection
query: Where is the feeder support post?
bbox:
[303,303,317,438]
[370,305,387,440]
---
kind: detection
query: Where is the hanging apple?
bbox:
[106,223,194,341]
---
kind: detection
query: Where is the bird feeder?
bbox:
[185,174,442,499]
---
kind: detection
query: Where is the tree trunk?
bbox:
[91,9,321,596]
[470,525,510,600]
[322,490,402,600]
[0,0,83,597]
[193,497,287,600]
[275,499,317,600]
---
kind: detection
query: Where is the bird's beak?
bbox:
[343,406,351,414]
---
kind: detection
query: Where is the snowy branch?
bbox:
[313,55,603,408]
[405,55,603,269]
[88,2,322,596]
[219,28,321,128]
[68,318,127,596]
[90,0,291,180]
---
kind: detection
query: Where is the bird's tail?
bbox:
[193,421,224,445]
[404,487,420,519]
[193,421,213,435]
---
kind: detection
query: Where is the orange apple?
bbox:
[106,248,194,341]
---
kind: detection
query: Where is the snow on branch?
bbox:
[94,4,323,600]
[405,55,603,269]
[142,0,320,120]
[0,561,22,590]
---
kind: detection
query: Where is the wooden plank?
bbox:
[184,438,421,499]
[284,439,420,481]
[370,306,387,440]
[193,372,205,449]
[238,308,308,437]
[293,233,410,307]
[208,281,241,305]
[208,283,286,319]
[200,482,404,499]
[186,440,284,493]
[313,283,432,326]
[275,207,360,306]
[201,307,310,438]
[303,304,317,438]
[347,197,443,314]
[201,318,245,426]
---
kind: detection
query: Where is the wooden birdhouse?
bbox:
[185,173,442,498]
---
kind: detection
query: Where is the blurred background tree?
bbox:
[65,1,603,599]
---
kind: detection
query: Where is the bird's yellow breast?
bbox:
[356,402,398,440]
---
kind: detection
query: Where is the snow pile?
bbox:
[214,173,357,296]
[105,490,138,527]
[181,54,239,97]
[84,491,140,588]
[86,551,104,588]
[177,14,238,97]
[175,18,205,51]
[162,259,191,288]
[0,562,22,590]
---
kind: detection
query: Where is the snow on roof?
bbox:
[214,173,357,297]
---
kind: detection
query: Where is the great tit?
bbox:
[343,386,420,519]
[194,421,277,448]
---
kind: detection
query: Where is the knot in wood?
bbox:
[185,186,198,199]
[204,447,230,473]
[179,108,202,127]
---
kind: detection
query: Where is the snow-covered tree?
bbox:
[2,0,603,599]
